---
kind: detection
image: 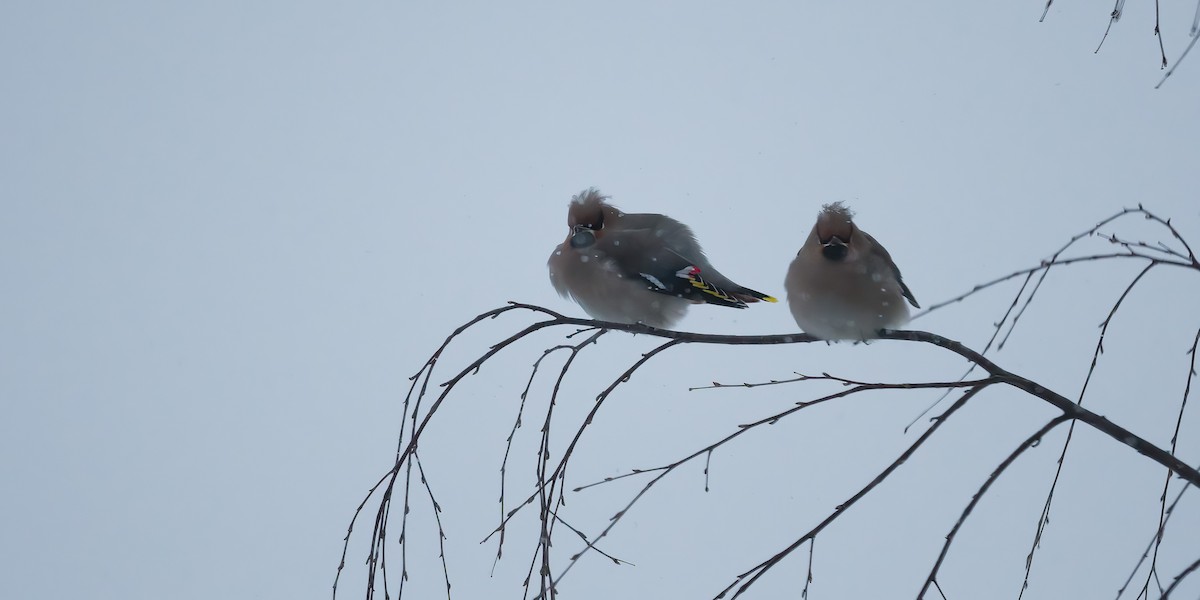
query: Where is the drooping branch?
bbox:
[338,304,1199,599]
[716,385,988,600]
[1021,260,1157,597]
[551,375,998,592]
[916,416,1073,599]
[1116,481,1193,599]
[878,328,1200,487]
[1133,326,1200,599]
[338,205,1198,600]
[1162,555,1200,598]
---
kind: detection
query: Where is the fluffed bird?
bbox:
[785,202,919,340]
[547,188,777,329]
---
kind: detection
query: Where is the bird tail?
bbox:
[731,287,778,304]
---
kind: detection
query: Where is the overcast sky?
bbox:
[2,2,1198,600]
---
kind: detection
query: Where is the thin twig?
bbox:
[494,344,577,572]
[575,378,993,496]
[802,539,815,599]
[1019,262,1157,599]
[535,339,686,597]
[415,453,452,600]
[1157,31,1200,89]
[716,386,988,599]
[1135,328,1200,599]
[1114,483,1192,599]
[1097,0,1127,54]
[916,416,1071,599]
[690,372,991,393]
[342,215,1200,598]
[878,329,1200,487]
[530,330,605,599]
[1161,555,1200,598]
[553,514,631,566]
[908,207,1195,428]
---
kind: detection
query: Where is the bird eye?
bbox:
[570,229,596,248]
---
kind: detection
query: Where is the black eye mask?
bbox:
[820,237,848,261]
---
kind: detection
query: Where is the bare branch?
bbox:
[530,329,606,599]
[716,386,989,599]
[415,453,452,600]
[690,372,991,392]
[878,329,1200,487]
[1021,261,1159,596]
[1115,481,1192,599]
[1161,555,1200,598]
[917,416,1072,599]
[341,200,1199,597]
[1157,31,1200,89]
[1135,327,1200,599]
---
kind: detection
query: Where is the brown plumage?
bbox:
[785,202,918,340]
[548,188,776,328]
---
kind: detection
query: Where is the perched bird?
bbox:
[547,188,776,328]
[785,202,919,340]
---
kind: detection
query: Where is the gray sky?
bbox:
[2,2,1198,599]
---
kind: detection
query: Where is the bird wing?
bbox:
[861,230,920,308]
[598,217,751,309]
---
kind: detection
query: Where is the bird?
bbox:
[785,202,919,340]
[547,188,776,329]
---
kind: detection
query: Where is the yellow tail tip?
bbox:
[763,295,778,303]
